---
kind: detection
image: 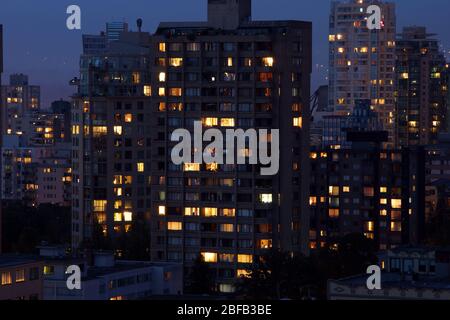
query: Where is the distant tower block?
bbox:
[207,0,251,29]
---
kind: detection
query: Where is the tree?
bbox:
[185,255,216,295]
[236,250,318,300]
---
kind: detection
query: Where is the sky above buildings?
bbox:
[1,0,450,107]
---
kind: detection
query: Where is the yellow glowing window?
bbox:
[293,117,302,128]
[220,118,235,127]
[329,209,339,218]
[237,269,250,277]
[132,72,141,84]
[309,197,317,206]
[168,222,182,231]
[114,212,122,222]
[220,224,234,233]
[343,186,350,193]
[238,254,253,264]
[227,57,233,67]
[221,208,235,217]
[203,207,218,217]
[391,199,402,209]
[329,186,339,196]
[201,252,217,263]
[124,114,132,123]
[400,73,409,79]
[310,153,318,159]
[366,221,375,232]
[15,270,25,283]
[158,206,166,216]
[338,47,345,53]
[328,35,336,42]
[114,200,122,209]
[72,125,80,135]
[93,200,107,212]
[159,43,166,52]
[159,72,166,82]
[159,102,166,111]
[169,88,182,96]
[259,239,272,249]
[158,87,166,96]
[259,194,273,204]
[144,85,152,96]
[124,211,133,222]
[184,163,200,172]
[391,222,402,232]
[137,163,145,172]
[380,209,387,216]
[206,163,218,172]
[114,188,123,196]
[93,126,107,137]
[113,175,123,185]
[380,187,387,193]
[124,176,133,184]
[113,126,122,136]
[380,198,387,205]
[169,58,183,67]
[262,57,274,67]
[184,207,200,216]
[202,117,218,127]
[1,272,12,285]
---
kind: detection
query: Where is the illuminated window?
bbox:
[169,88,182,96]
[15,270,25,283]
[366,221,375,232]
[259,194,273,204]
[293,117,302,128]
[338,47,345,53]
[93,200,107,212]
[343,186,350,193]
[328,34,336,42]
[113,126,122,136]
[237,269,250,277]
[221,208,235,217]
[114,212,123,222]
[169,58,183,67]
[158,206,166,216]
[158,87,166,96]
[380,198,387,205]
[201,252,217,263]
[206,163,218,172]
[227,57,233,67]
[184,207,200,216]
[380,209,387,216]
[114,188,123,196]
[309,197,317,206]
[113,175,123,185]
[93,126,107,137]
[380,187,387,193]
[159,43,166,52]
[159,72,166,82]
[184,163,200,172]
[329,186,339,196]
[114,200,122,209]
[329,209,339,218]
[202,117,218,127]
[400,73,409,79]
[132,72,141,84]
[137,163,145,172]
[392,199,402,209]
[220,224,234,233]
[159,102,166,111]
[203,207,218,217]
[168,222,182,231]
[124,176,133,184]
[238,254,253,264]
[124,114,133,123]
[391,222,402,232]
[220,118,235,127]
[262,57,274,67]
[72,125,80,135]
[123,211,133,222]
[1,272,12,285]
[144,85,152,96]
[258,239,272,249]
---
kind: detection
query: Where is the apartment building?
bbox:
[328,0,396,146]
[309,131,425,250]
[395,26,448,147]
[0,256,43,300]
[71,0,312,292]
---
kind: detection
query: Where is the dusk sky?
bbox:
[1,0,450,107]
